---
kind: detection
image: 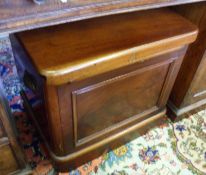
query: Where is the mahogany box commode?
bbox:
[13,8,197,171]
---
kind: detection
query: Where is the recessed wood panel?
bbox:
[72,62,169,145]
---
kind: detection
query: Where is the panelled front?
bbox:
[57,50,183,151]
[73,63,169,146]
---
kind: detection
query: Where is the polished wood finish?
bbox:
[17,9,197,85]
[0,0,205,34]
[22,49,187,171]
[22,90,166,171]
[74,64,168,143]
[168,2,206,119]
[15,9,197,171]
[51,49,186,155]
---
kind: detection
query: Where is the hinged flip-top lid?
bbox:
[17,9,198,85]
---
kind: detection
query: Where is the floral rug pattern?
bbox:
[174,110,206,174]
[65,115,205,175]
[0,37,206,175]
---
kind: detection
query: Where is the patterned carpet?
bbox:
[0,37,206,175]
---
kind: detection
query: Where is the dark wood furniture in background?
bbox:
[15,9,197,171]
[168,3,206,119]
[0,0,205,34]
[0,92,31,175]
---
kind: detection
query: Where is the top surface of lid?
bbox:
[17,8,197,84]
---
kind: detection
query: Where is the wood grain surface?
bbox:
[17,9,198,85]
[0,0,205,34]
[15,7,198,171]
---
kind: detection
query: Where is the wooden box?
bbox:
[15,9,197,171]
